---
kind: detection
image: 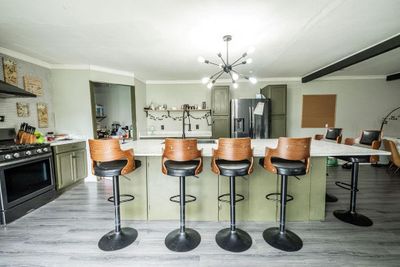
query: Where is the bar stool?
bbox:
[259,137,311,252]
[211,138,254,252]
[162,138,203,252]
[315,127,343,203]
[89,139,141,251]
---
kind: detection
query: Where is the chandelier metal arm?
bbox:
[213,71,224,82]
[210,70,224,80]
[230,55,246,66]
[218,53,227,67]
[231,61,246,68]
[206,60,220,67]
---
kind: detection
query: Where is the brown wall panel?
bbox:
[301,95,336,128]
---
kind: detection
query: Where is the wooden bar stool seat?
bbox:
[212,138,254,253]
[89,138,141,251]
[162,138,203,252]
[259,137,311,252]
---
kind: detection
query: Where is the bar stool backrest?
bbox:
[162,138,203,175]
[263,137,311,174]
[88,138,136,175]
[359,130,381,146]
[325,128,342,143]
[211,138,254,175]
[383,139,400,166]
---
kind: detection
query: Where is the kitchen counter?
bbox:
[121,139,390,157]
[48,139,86,146]
[117,139,390,223]
[139,131,212,139]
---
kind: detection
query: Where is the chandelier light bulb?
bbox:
[198,56,206,63]
[207,81,213,89]
[246,58,253,64]
[201,77,210,84]
[233,82,239,89]
[249,77,257,84]
[247,46,255,54]
[231,72,239,81]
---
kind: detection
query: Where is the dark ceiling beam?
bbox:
[302,34,400,83]
[386,72,400,81]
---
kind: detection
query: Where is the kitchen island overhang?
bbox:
[115,139,390,222]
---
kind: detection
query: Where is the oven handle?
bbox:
[0,153,52,167]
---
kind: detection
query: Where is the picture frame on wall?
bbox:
[37,103,49,128]
[2,58,18,86]
[16,102,30,117]
[23,75,43,96]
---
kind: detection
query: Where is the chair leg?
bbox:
[263,174,303,252]
[215,176,252,252]
[393,167,400,176]
[333,160,373,227]
[98,175,138,251]
[165,176,201,252]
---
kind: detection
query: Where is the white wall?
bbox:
[145,83,212,133]
[146,78,400,139]
[134,78,147,135]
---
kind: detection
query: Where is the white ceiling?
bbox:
[0,0,399,81]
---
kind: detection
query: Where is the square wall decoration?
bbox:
[37,103,49,128]
[2,58,18,86]
[24,75,43,96]
[301,94,337,128]
[16,102,30,117]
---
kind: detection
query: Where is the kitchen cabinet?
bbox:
[211,86,230,138]
[260,84,287,137]
[53,142,87,190]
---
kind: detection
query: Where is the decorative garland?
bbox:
[148,112,211,121]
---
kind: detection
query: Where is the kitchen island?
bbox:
[116,139,390,222]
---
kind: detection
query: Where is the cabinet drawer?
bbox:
[53,141,86,154]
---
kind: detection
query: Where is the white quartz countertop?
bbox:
[48,139,86,146]
[139,131,212,139]
[120,139,391,157]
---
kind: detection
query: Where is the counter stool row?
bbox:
[89,137,311,253]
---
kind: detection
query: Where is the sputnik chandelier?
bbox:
[198,35,257,89]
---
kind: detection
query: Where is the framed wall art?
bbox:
[2,58,18,86]
[24,75,43,96]
[16,102,30,117]
[37,103,49,128]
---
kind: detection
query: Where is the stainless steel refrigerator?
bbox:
[230,98,271,138]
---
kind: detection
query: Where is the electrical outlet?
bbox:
[196,124,199,130]
[0,116,4,122]
[161,125,164,130]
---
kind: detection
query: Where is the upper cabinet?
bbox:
[260,84,287,138]
[211,86,230,116]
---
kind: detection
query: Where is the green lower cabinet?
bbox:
[120,156,327,222]
[55,152,75,189]
[120,156,148,221]
[146,157,219,221]
[73,149,87,181]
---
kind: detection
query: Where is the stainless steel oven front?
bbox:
[0,152,56,224]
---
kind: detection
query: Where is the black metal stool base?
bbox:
[215,228,252,252]
[325,193,338,203]
[98,227,138,251]
[263,227,302,252]
[165,228,201,252]
[333,210,373,227]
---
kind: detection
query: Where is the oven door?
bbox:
[0,153,55,210]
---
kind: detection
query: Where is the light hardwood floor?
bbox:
[1,165,399,267]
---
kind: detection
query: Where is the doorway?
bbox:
[89,81,137,140]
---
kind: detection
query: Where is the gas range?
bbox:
[0,143,51,162]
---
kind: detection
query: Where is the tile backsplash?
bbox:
[0,53,54,133]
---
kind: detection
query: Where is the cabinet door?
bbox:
[271,114,286,138]
[73,149,87,181]
[212,86,230,116]
[212,116,230,138]
[261,85,287,115]
[56,152,74,190]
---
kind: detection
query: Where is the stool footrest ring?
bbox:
[335,181,359,192]
[107,194,135,203]
[266,192,294,202]
[218,193,245,203]
[169,194,197,203]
